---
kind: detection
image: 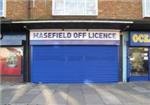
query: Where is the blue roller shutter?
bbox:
[31,45,119,83]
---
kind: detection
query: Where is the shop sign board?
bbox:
[130,32,150,46]
[30,30,120,45]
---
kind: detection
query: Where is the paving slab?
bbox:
[95,86,122,105]
[106,86,140,104]
[82,85,104,105]
[1,82,150,105]
[67,86,85,105]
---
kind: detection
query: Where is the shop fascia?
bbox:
[30,29,120,41]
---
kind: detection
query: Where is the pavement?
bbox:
[0,82,150,105]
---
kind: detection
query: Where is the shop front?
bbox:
[128,32,150,81]
[30,29,121,83]
[0,33,26,83]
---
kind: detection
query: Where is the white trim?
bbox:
[12,20,134,24]
[4,0,6,17]
[142,0,150,17]
[30,29,63,32]
[88,29,120,32]
[0,0,6,17]
[96,0,99,16]
[122,32,128,82]
[30,29,120,32]
[33,0,36,8]
[52,0,98,16]
[142,0,146,17]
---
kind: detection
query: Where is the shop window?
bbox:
[142,0,150,17]
[129,48,149,76]
[0,0,6,17]
[0,47,23,76]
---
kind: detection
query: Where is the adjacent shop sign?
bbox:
[52,0,98,16]
[0,34,26,45]
[130,32,150,46]
[30,30,120,45]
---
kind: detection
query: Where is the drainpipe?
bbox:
[24,0,31,82]
[23,25,31,82]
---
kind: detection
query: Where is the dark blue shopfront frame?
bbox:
[128,32,150,81]
[127,48,150,81]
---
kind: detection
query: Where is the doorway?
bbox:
[128,47,150,81]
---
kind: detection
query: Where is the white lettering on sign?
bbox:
[30,31,120,41]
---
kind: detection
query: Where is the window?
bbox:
[142,0,150,17]
[52,0,98,16]
[0,47,23,75]
[0,0,6,17]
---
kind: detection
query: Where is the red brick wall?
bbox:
[99,0,142,19]
[6,0,142,20]
[6,0,29,20]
